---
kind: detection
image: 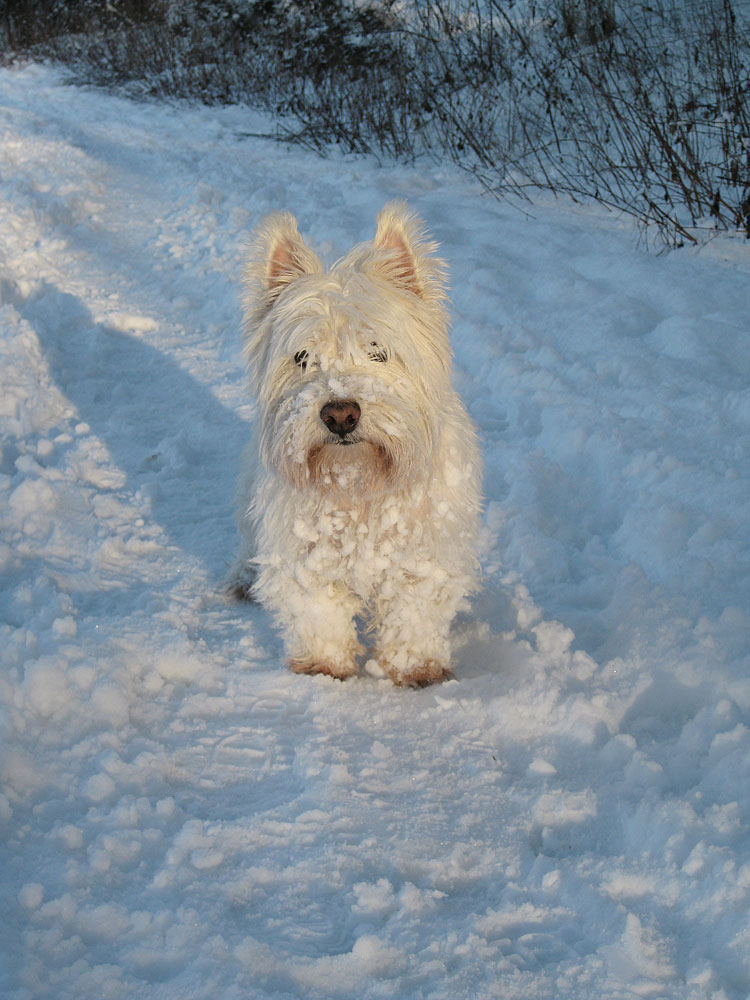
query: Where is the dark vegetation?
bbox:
[1,0,748,246]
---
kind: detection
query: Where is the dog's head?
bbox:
[242,202,457,495]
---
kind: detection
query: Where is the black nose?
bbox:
[320,400,361,437]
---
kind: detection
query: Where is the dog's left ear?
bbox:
[373,202,446,301]
[245,211,322,314]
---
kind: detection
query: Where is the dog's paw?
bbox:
[227,561,258,602]
[227,580,256,602]
[386,659,454,688]
[289,658,358,681]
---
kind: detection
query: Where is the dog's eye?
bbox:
[293,350,309,371]
[368,343,388,363]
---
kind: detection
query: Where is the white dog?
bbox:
[231,202,481,686]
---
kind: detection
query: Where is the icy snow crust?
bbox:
[1,64,749,999]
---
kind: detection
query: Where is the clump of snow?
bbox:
[0,62,748,1000]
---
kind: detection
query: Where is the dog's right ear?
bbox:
[244,212,322,313]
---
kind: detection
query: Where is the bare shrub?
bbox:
[2,0,748,247]
[507,0,750,245]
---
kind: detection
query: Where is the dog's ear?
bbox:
[373,202,446,300]
[245,212,322,311]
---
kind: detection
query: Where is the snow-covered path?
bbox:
[1,64,749,999]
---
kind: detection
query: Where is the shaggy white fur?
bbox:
[231,202,481,686]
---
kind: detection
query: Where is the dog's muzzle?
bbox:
[320,400,361,439]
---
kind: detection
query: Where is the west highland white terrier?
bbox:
[231,202,481,686]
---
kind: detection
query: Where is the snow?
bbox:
[1,62,749,999]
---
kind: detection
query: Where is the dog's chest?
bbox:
[291,489,429,594]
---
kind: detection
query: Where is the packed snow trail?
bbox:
[1,64,749,1000]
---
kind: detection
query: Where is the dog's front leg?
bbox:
[372,569,463,687]
[257,569,363,680]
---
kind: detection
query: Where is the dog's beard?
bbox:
[300,440,396,496]
[264,388,434,496]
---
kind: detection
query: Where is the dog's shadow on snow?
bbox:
[16,281,248,578]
